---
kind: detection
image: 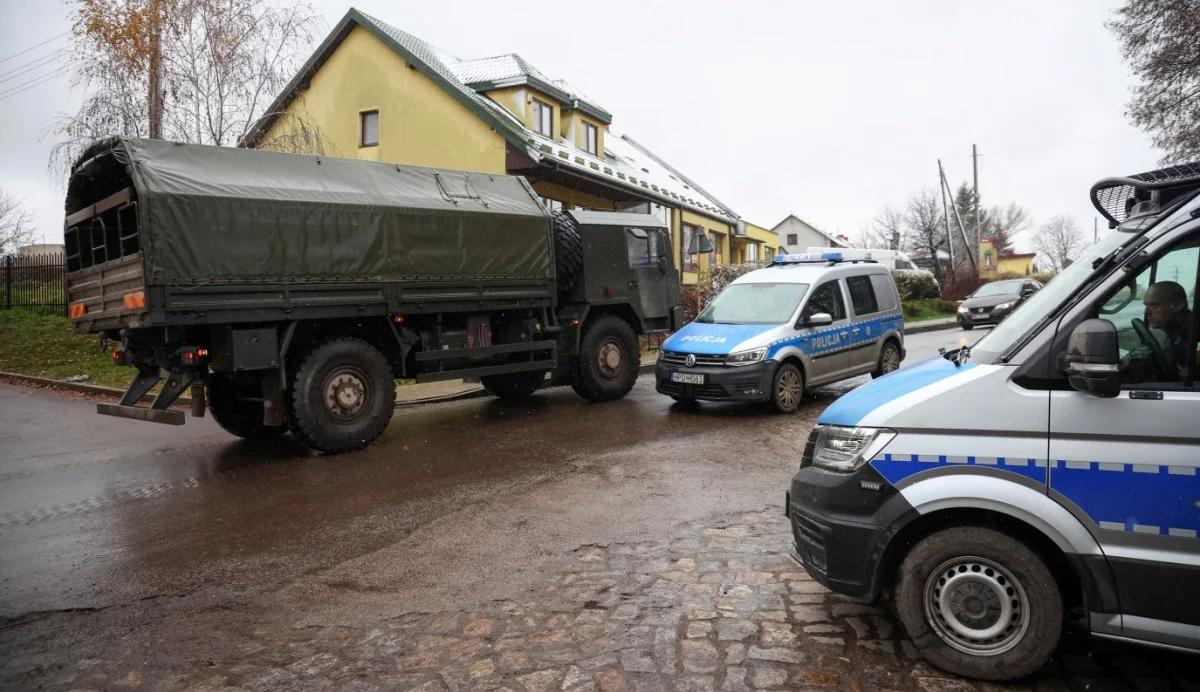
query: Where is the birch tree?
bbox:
[50,0,324,175]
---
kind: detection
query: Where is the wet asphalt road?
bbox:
[0,327,1040,689]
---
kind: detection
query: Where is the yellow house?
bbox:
[978,237,1036,279]
[242,7,742,284]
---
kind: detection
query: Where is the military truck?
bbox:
[64,137,682,453]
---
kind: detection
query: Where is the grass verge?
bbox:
[0,310,130,389]
[902,298,959,323]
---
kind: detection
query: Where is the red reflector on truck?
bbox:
[68,302,88,319]
[122,291,146,310]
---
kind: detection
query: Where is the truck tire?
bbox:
[895,526,1063,681]
[207,373,287,439]
[288,337,396,454]
[552,211,583,296]
[481,371,545,399]
[573,315,639,402]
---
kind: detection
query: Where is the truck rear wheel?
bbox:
[895,526,1063,681]
[552,211,583,296]
[288,337,395,454]
[481,371,545,399]
[573,315,639,402]
[208,373,287,439]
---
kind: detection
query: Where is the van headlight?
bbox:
[956,304,969,314]
[995,301,1014,311]
[810,425,896,473]
[726,347,767,366]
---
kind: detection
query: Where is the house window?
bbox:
[583,122,598,155]
[360,110,379,147]
[787,233,798,246]
[533,99,553,138]
[682,224,699,272]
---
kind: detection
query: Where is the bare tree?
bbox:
[1108,0,1200,163]
[49,0,322,176]
[1033,215,1083,271]
[982,202,1033,253]
[855,205,906,250]
[0,190,35,255]
[905,188,947,285]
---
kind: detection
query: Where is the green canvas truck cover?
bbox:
[68,137,553,286]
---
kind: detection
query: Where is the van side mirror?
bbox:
[656,255,668,274]
[806,312,834,327]
[1021,287,1035,298]
[1065,319,1121,398]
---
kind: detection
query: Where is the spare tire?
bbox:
[552,211,583,296]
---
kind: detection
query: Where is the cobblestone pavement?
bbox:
[21,510,1196,692]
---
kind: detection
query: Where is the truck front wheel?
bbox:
[573,315,639,402]
[208,373,287,439]
[288,337,395,454]
[481,371,545,399]
[895,526,1063,681]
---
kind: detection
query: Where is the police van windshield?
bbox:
[968,229,1134,363]
[696,282,810,325]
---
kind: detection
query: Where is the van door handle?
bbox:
[1129,390,1163,400]
[839,331,849,338]
[851,328,861,335]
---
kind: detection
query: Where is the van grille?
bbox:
[661,351,727,367]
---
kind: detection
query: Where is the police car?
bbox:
[787,163,1200,680]
[655,253,904,411]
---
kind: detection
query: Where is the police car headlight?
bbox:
[810,425,896,473]
[995,301,1014,311]
[956,304,969,314]
[726,347,767,366]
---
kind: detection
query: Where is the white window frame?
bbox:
[583,122,598,155]
[533,99,553,138]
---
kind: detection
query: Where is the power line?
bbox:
[977,132,1144,157]
[0,47,70,84]
[0,65,72,102]
[0,32,68,64]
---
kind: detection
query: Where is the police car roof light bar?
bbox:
[770,252,878,266]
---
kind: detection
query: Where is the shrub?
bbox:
[892,269,940,300]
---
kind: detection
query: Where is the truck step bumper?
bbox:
[97,403,186,425]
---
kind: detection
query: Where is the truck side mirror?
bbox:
[806,312,834,327]
[656,255,668,274]
[1066,318,1121,398]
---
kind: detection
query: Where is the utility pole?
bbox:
[972,144,981,251]
[938,161,954,268]
[939,159,977,272]
[148,0,163,139]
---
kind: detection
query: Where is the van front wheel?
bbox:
[895,527,1062,681]
[769,362,804,413]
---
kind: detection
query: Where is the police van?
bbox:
[786,163,1200,680]
[655,253,904,411]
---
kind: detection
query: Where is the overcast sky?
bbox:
[0,1,1160,253]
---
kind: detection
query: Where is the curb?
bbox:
[0,371,172,404]
[903,319,958,335]
[0,361,663,410]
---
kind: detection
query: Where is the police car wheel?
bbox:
[769,362,804,413]
[895,527,1062,681]
[872,340,902,378]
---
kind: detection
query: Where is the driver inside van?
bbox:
[1121,281,1195,382]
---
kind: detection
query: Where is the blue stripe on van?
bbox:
[818,355,969,427]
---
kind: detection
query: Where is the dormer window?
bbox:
[583,122,598,155]
[533,99,553,138]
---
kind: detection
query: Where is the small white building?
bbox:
[772,215,846,253]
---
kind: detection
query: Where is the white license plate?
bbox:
[670,372,705,385]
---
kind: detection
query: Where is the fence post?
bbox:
[4,255,11,310]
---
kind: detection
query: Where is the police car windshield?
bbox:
[696,282,810,324]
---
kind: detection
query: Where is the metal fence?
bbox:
[2,253,67,315]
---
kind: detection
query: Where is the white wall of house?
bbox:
[771,215,844,253]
